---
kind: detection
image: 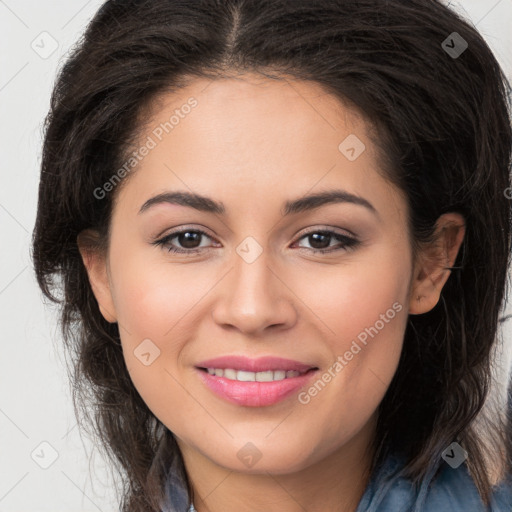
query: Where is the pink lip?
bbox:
[195,355,317,373]
[194,355,319,407]
[196,368,318,407]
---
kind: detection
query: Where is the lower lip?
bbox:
[195,368,318,407]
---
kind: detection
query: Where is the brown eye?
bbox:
[294,230,360,254]
[177,231,203,249]
[152,227,360,256]
[153,228,215,254]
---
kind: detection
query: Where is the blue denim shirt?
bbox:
[354,451,512,512]
[164,451,512,512]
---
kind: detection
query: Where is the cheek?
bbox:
[293,244,411,347]
[294,248,410,430]
[107,244,202,396]
[339,267,408,345]
[334,250,410,379]
[109,241,204,341]
[108,263,201,421]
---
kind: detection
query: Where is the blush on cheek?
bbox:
[329,291,407,394]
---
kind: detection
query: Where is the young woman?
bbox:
[32,0,512,510]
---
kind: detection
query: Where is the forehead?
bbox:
[139,73,368,163]
[112,73,405,222]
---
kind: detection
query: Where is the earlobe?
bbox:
[409,213,465,315]
[77,229,118,323]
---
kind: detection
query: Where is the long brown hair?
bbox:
[31,0,512,509]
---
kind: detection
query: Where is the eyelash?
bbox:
[152,227,360,255]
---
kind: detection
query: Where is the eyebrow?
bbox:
[138,189,378,217]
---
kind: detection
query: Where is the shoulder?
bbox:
[424,461,512,512]
[356,452,512,512]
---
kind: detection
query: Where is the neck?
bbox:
[178,414,377,512]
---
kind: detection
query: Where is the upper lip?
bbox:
[195,355,318,373]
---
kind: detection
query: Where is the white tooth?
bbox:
[237,370,256,381]
[255,370,274,382]
[208,368,301,381]
[223,368,237,380]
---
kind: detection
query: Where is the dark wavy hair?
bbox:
[31,0,512,510]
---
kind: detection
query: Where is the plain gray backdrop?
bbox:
[1,1,512,510]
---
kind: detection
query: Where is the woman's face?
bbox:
[84,73,419,473]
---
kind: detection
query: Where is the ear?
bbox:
[409,213,465,315]
[77,229,118,323]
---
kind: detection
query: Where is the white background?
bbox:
[1,1,512,510]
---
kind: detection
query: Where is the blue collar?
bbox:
[356,451,512,511]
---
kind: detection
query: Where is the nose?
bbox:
[211,246,298,336]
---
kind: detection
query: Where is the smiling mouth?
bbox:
[197,367,318,382]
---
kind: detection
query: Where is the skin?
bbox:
[78,73,465,512]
